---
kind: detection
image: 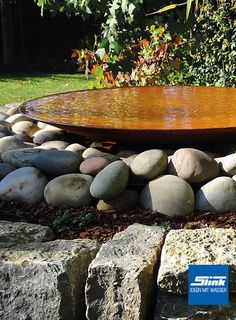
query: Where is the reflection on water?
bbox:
[21,86,236,131]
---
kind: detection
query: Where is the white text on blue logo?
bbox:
[190,276,226,286]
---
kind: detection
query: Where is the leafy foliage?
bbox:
[37,0,235,87]
[35,0,149,54]
[52,210,94,233]
[72,23,187,86]
[182,0,236,86]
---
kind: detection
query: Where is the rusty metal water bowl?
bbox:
[19,86,236,145]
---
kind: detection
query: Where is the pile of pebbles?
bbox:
[0,104,236,217]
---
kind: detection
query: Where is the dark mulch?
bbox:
[0,200,235,242]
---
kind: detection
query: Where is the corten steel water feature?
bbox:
[19,86,236,145]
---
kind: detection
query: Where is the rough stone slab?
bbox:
[0,220,55,248]
[85,223,165,320]
[0,239,100,320]
[154,291,236,320]
[157,228,236,294]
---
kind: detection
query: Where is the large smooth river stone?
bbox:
[40,140,70,150]
[33,129,69,144]
[80,156,116,176]
[140,175,194,216]
[0,163,16,180]
[11,120,39,137]
[0,167,48,204]
[131,149,168,179]
[97,189,139,211]
[5,113,29,124]
[196,176,236,212]
[215,153,236,176]
[44,174,93,207]
[168,148,219,183]
[34,150,82,176]
[1,148,46,167]
[0,136,27,155]
[90,160,129,200]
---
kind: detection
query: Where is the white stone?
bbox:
[131,149,168,180]
[0,136,27,154]
[0,167,48,204]
[215,153,236,176]
[66,143,86,153]
[82,147,105,159]
[11,121,39,137]
[5,113,30,124]
[196,176,236,212]
[140,175,194,216]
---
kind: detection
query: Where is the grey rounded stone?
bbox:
[122,155,137,168]
[0,163,16,180]
[0,112,8,121]
[168,148,219,183]
[140,175,194,216]
[66,143,86,153]
[0,132,9,139]
[2,148,46,168]
[37,121,47,129]
[44,174,93,207]
[33,130,69,145]
[44,124,63,131]
[0,125,10,135]
[0,136,27,155]
[196,177,236,212]
[24,142,37,148]
[97,189,139,211]
[0,167,48,204]
[11,121,39,137]
[40,140,70,150]
[14,133,33,143]
[0,120,11,131]
[4,103,20,116]
[5,113,30,124]
[131,149,168,180]
[90,160,129,200]
[215,154,236,176]
[82,148,106,159]
[34,150,82,176]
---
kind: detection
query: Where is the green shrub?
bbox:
[52,210,94,233]
[182,0,236,87]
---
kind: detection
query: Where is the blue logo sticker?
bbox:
[188,264,229,305]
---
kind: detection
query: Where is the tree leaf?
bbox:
[186,0,193,20]
[121,0,128,13]
[149,4,178,15]
[96,48,106,60]
[128,3,136,17]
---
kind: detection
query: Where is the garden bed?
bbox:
[0,200,235,242]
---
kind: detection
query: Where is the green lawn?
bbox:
[0,73,98,105]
